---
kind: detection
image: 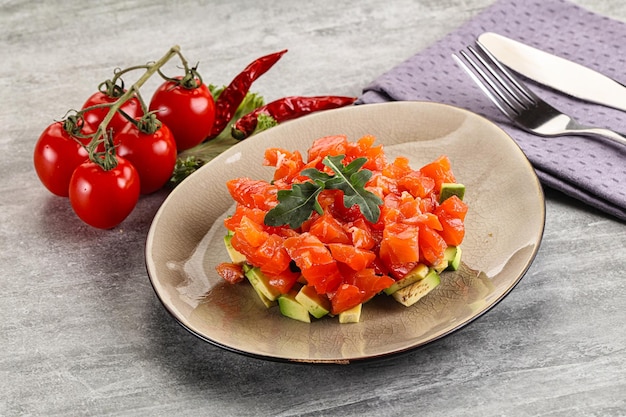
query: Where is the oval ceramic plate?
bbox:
[145,101,545,364]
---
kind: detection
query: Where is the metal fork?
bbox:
[452,42,626,147]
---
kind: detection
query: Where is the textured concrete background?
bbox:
[1,0,625,415]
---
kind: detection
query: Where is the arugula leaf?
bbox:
[264,154,383,228]
[301,167,334,183]
[264,181,324,229]
[321,155,383,224]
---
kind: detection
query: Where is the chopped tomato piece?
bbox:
[299,212,320,233]
[224,205,266,231]
[235,216,268,248]
[275,226,300,238]
[434,195,467,246]
[418,224,447,266]
[215,262,245,284]
[301,155,323,174]
[347,268,394,302]
[437,195,468,221]
[381,206,401,225]
[325,189,365,223]
[371,173,399,195]
[380,222,419,265]
[398,171,436,198]
[267,269,300,294]
[309,213,352,244]
[229,231,256,261]
[254,234,291,276]
[415,213,443,230]
[384,261,419,281]
[264,148,304,183]
[368,254,389,276]
[419,193,438,214]
[437,211,465,246]
[398,192,421,220]
[330,283,364,314]
[283,233,342,294]
[382,192,401,210]
[347,218,376,250]
[226,177,277,210]
[328,243,376,271]
[419,155,456,190]
[382,156,412,179]
[379,222,420,279]
[264,147,295,166]
[307,135,349,163]
[345,135,386,171]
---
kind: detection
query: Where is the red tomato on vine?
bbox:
[116,121,177,194]
[68,156,140,229]
[33,120,90,197]
[81,91,143,135]
[148,77,215,151]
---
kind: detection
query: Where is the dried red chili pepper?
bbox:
[231,95,357,140]
[207,49,288,140]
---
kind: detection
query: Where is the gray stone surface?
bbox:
[2,0,625,415]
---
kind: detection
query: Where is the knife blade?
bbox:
[477,32,626,112]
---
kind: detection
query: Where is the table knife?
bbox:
[477,32,626,112]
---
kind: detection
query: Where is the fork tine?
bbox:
[474,41,539,105]
[452,49,519,119]
[453,42,541,119]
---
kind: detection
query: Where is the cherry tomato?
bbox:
[68,157,140,229]
[116,122,177,194]
[148,78,215,151]
[33,121,90,197]
[81,91,143,135]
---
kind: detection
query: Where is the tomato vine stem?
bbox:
[86,45,182,170]
[109,64,152,91]
[156,48,203,89]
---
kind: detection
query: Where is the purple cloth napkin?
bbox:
[359,0,626,222]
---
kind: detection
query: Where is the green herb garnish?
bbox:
[264,155,383,228]
[252,112,279,136]
[265,181,325,229]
